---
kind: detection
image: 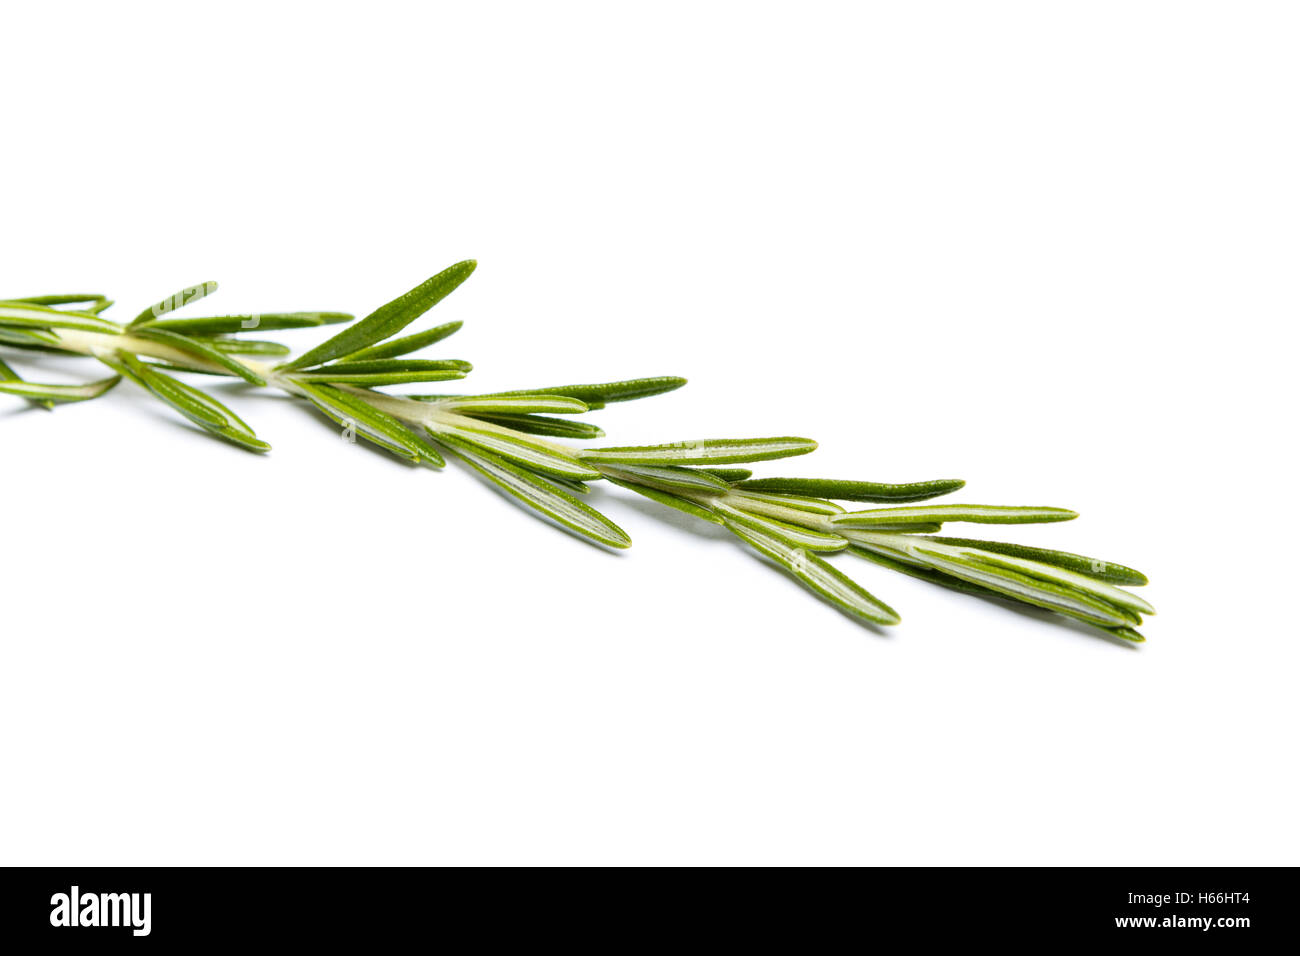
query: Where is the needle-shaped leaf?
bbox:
[100,352,269,451]
[283,260,476,370]
[736,477,966,502]
[935,544,1154,617]
[699,467,752,482]
[724,517,899,626]
[850,544,1146,641]
[432,423,601,479]
[843,522,944,533]
[887,540,1137,628]
[0,374,121,404]
[598,463,730,494]
[922,553,1132,627]
[717,502,848,552]
[831,504,1077,529]
[581,436,817,466]
[0,356,53,408]
[485,376,687,409]
[128,281,218,327]
[468,413,605,440]
[925,536,1149,586]
[295,372,469,387]
[433,394,589,415]
[435,432,630,549]
[850,545,1007,599]
[0,327,63,350]
[295,382,443,465]
[543,475,593,496]
[338,321,463,362]
[106,353,223,425]
[302,395,423,460]
[133,328,266,385]
[197,337,292,357]
[0,302,122,333]
[603,476,724,524]
[9,293,110,311]
[291,359,471,386]
[729,489,845,515]
[133,312,352,334]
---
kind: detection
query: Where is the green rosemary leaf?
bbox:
[296,382,444,465]
[432,424,601,480]
[0,302,122,334]
[294,370,469,386]
[598,463,730,494]
[831,504,1078,529]
[435,432,631,549]
[729,489,845,515]
[724,517,899,626]
[485,376,687,409]
[851,544,1147,641]
[0,357,54,408]
[128,281,218,327]
[434,394,589,415]
[716,503,848,552]
[925,536,1149,586]
[942,546,1154,617]
[0,327,64,350]
[603,476,724,524]
[850,545,1005,599]
[197,337,292,357]
[313,359,471,375]
[469,413,605,440]
[699,467,752,482]
[339,321,463,362]
[9,294,110,311]
[843,522,944,533]
[904,543,1136,628]
[101,352,270,452]
[133,328,266,385]
[291,359,472,386]
[0,374,121,404]
[543,475,592,496]
[138,362,234,377]
[134,312,351,335]
[581,436,817,466]
[0,356,55,408]
[106,353,224,426]
[848,541,1139,628]
[300,393,422,460]
[283,260,476,370]
[736,477,966,503]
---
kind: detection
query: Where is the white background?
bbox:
[2,2,1295,865]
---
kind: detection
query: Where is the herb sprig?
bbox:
[1,262,1153,642]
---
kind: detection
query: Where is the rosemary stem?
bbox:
[346,389,582,458]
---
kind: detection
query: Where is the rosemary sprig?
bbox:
[1,263,1154,643]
